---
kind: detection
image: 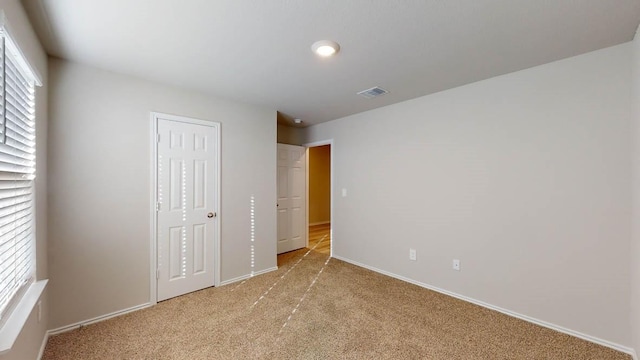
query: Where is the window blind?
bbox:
[0,32,37,323]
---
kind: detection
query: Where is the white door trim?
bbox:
[149,112,221,305]
[303,139,334,257]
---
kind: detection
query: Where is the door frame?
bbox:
[149,112,221,305]
[303,139,334,257]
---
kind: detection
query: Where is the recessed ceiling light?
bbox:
[311,40,340,57]
[294,118,303,124]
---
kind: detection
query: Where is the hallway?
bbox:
[308,223,330,255]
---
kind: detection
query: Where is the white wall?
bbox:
[47,58,276,329]
[305,43,632,347]
[0,1,48,359]
[631,26,640,359]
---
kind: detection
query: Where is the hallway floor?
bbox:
[308,223,330,255]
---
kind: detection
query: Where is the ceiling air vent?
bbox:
[357,86,389,99]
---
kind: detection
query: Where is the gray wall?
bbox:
[0,1,48,359]
[47,58,277,329]
[632,26,640,359]
[305,43,632,347]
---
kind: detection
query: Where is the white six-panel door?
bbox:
[156,116,218,301]
[277,144,306,254]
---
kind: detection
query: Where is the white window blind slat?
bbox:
[0,209,30,225]
[0,180,29,190]
[4,63,32,93]
[5,102,34,128]
[4,127,34,149]
[1,139,34,161]
[0,241,14,260]
[0,236,31,263]
[0,213,30,233]
[0,193,29,208]
[5,102,33,129]
[0,144,33,161]
[0,171,31,181]
[0,143,32,161]
[0,209,30,230]
[4,129,33,149]
[0,195,30,215]
[5,86,33,112]
[14,244,30,267]
[0,262,13,281]
[5,97,34,120]
[0,186,30,200]
[0,37,4,144]
[4,77,33,106]
[5,112,35,137]
[0,207,30,230]
[4,56,32,88]
[0,29,37,325]
[0,154,32,169]
[0,162,33,174]
[0,270,15,287]
[0,191,31,208]
[0,218,31,244]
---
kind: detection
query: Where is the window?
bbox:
[0,27,38,326]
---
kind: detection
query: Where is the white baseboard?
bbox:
[631,349,638,360]
[332,255,636,358]
[309,221,330,226]
[219,266,278,286]
[47,302,152,336]
[46,266,280,338]
[37,331,49,360]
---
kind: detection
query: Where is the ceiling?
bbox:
[21,0,640,127]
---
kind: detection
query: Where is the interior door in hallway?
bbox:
[277,143,306,254]
[156,115,219,301]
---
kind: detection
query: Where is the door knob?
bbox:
[207,212,216,218]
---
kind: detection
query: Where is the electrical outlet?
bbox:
[341,188,347,197]
[453,259,460,271]
[409,248,417,261]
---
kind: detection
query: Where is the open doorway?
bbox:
[307,143,331,255]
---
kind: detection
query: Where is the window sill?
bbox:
[0,279,48,355]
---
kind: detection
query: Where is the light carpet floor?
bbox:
[43,249,630,359]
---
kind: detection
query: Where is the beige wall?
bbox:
[0,1,49,359]
[309,145,331,225]
[47,58,277,329]
[631,26,640,359]
[305,43,632,348]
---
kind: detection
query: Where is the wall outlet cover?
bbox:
[453,259,460,271]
